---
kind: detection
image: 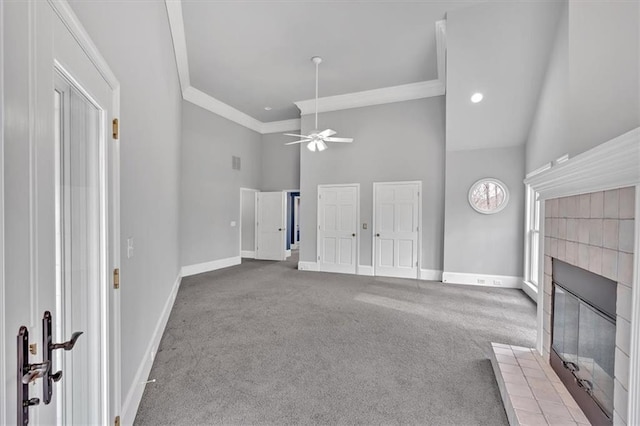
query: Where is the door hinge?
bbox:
[318,256,320,261]
[113,268,120,289]
[112,118,119,140]
[115,416,120,426]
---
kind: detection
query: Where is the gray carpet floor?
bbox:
[134,252,536,425]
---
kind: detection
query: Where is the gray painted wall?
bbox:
[443,146,525,277]
[568,0,639,154]
[241,189,257,252]
[261,132,301,191]
[180,101,262,267]
[526,0,639,173]
[68,0,183,406]
[299,98,446,269]
[525,2,568,173]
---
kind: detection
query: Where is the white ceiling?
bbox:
[446,1,564,151]
[180,0,481,122]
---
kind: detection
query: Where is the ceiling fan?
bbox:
[285,56,354,152]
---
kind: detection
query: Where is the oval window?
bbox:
[468,179,509,214]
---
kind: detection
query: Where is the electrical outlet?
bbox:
[230,221,236,227]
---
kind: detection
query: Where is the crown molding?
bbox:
[435,19,447,86]
[294,79,445,116]
[524,127,640,199]
[261,119,301,134]
[183,86,263,133]
[165,0,190,92]
[165,0,447,131]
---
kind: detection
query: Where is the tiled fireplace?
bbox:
[541,188,635,425]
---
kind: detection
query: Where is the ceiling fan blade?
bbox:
[316,140,328,151]
[284,140,309,145]
[324,137,354,143]
[318,129,336,138]
[284,133,310,138]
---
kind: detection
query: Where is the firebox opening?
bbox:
[551,259,617,426]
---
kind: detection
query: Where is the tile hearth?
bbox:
[490,342,590,426]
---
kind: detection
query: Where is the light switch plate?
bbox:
[127,238,134,259]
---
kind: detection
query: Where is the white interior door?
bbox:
[47,4,117,425]
[256,192,286,260]
[374,182,420,278]
[3,2,118,425]
[318,185,358,274]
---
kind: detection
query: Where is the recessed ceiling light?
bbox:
[471,93,484,103]
[264,106,272,111]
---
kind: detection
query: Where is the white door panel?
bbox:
[3,3,119,425]
[256,192,286,260]
[318,185,358,274]
[374,182,420,278]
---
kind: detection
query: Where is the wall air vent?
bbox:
[232,156,241,171]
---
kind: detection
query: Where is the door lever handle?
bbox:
[22,361,50,384]
[51,331,83,351]
[376,233,380,237]
[42,311,83,405]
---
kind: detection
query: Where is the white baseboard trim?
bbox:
[357,265,374,276]
[420,268,443,281]
[241,250,256,259]
[121,273,182,425]
[442,272,522,288]
[286,249,292,258]
[521,280,538,302]
[181,256,241,277]
[298,261,319,271]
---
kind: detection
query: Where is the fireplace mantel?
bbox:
[523,127,640,425]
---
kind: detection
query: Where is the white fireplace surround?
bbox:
[524,127,640,425]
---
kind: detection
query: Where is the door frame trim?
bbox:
[0,0,6,422]
[372,180,423,279]
[317,183,360,275]
[46,0,121,422]
[239,187,259,260]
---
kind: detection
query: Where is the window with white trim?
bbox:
[525,185,541,287]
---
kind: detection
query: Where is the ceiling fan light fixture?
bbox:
[284,57,353,151]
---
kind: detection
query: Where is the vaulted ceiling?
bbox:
[168,0,563,149]
[177,0,481,123]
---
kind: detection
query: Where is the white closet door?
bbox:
[374,182,420,278]
[318,185,358,274]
